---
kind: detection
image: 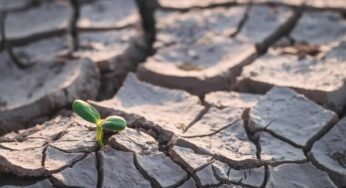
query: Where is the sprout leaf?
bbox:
[101,115,127,131]
[72,99,100,124]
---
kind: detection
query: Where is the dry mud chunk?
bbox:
[183,106,243,137]
[178,178,197,188]
[249,87,337,147]
[324,41,346,62]
[0,57,99,135]
[50,130,97,153]
[92,73,205,137]
[213,160,265,187]
[138,38,256,96]
[5,1,69,40]
[12,29,136,67]
[1,115,75,142]
[0,138,46,150]
[0,0,34,11]
[76,29,136,67]
[109,128,158,154]
[79,0,137,29]
[305,0,346,10]
[51,153,97,188]
[177,121,258,167]
[11,37,66,63]
[155,6,247,46]
[237,0,304,6]
[44,146,84,172]
[267,163,336,188]
[0,148,44,177]
[0,132,19,142]
[1,179,53,188]
[195,165,220,187]
[100,147,151,188]
[205,91,260,108]
[169,146,213,173]
[290,11,346,45]
[218,185,243,188]
[238,51,346,112]
[310,117,346,187]
[158,0,235,9]
[136,152,188,187]
[236,5,296,50]
[258,132,306,164]
[26,116,74,140]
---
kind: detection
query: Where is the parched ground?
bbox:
[0,0,346,187]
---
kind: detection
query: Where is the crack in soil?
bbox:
[159,1,238,12]
[41,144,48,168]
[260,165,270,188]
[95,151,103,188]
[133,153,158,188]
[230,3,252,38]
[182,119,240,138]
[183,101,210,134]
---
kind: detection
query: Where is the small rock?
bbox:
[249,87,338,147]
[44,146,84,172]
[109,128,158,154]
[310,117,346,187]
[100,147,151,188]
[169,146,213,173]
[267,163,336,188]
[205,91,261,109]
[51,153,98,188]
[195,165,220,187]
[136,152,188,188]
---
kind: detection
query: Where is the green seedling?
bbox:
[72,99,127,147]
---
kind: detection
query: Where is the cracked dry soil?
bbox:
[1,0,346,187]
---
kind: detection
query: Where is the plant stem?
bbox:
[96,125,103,148]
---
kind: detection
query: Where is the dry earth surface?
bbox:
[0,0,346,187]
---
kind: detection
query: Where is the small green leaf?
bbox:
[101,115,127,132]
[72,99,100,124]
